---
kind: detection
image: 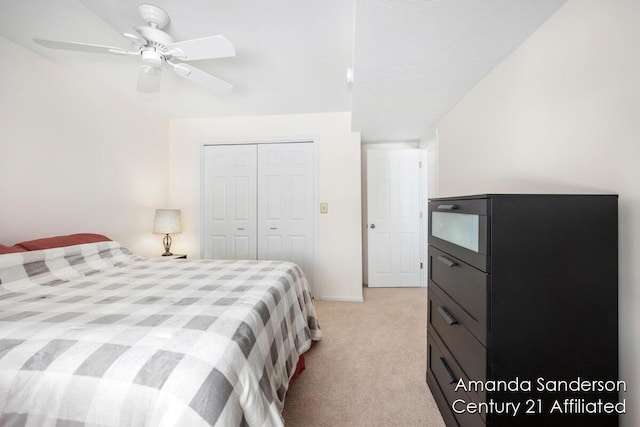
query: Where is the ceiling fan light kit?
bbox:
[33,3,235,94]
[141,49,163,67]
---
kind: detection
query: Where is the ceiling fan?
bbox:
[33,4,235,94]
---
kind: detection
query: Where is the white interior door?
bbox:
[202,145,257,259]
[258,143,314,290]
[367,149,421,287]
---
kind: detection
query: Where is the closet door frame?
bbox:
[199,138,319,297]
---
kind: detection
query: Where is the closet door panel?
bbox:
[264,235,283,260]
[258,143,314,290]
[233,235,252,259]
[265,175,283,221]
[210,235,227,259]
[288,235,308,272]
[203,145,257,260]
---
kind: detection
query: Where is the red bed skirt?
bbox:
[290,354,306,384]
[290,340,317,384]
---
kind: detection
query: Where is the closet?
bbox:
[202,142,315,289]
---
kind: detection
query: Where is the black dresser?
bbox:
[426,194,619,427]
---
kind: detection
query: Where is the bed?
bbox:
[0,236,321,426]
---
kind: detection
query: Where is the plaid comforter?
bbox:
[0,241,321,426]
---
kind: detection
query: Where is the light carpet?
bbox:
[282,286,446,426]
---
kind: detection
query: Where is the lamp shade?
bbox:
[153,209,182,234]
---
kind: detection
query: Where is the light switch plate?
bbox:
[320,202,328,214]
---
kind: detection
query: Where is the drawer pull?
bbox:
[439,357,457,384]
[437,255,457,268]
[437,204,459,210]
[437,306,458,326]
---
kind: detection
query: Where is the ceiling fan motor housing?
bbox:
[135,25,174,49]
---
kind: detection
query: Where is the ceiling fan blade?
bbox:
[169,62,233,94]
[167,35,235,61]
[137,65,162,93]
[33,38,130,55]
[123,28,148,48]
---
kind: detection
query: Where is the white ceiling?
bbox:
[0,0,566,143]
[351,0,566,142]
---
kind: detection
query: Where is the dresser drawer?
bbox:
[427,331,485,426]
[429,284,487,383]
[429,197,489,271]
[429,246,488,345]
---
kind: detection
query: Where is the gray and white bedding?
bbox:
[0,241,321,426]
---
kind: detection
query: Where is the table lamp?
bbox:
[153,209,182,256]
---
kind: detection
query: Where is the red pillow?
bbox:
[14,233,111,251]
[0,244,27,254]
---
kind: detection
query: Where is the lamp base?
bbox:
[161,234,173,256]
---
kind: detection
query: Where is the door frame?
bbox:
[199,137,319,297]
[419,129,438,288]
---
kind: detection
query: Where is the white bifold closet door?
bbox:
[202,142,314,290]
[257,143,314,284]
[202,144,258,260]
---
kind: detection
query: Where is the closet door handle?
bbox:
[437,306,458,326]
[437,204,458,210]
[237,228,245,231]
[269,227,278,230]
[437,255,457,268]
[439,357,457,384]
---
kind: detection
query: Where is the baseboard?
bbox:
[316,295,364,302]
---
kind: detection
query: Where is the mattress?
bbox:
[0,241,321,426]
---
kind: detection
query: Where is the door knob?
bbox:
[370,224,376,229]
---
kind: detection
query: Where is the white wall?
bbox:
[168,112,363,302]
[0,37,362,302]
[0,37,169,255]
[434,1,640,424]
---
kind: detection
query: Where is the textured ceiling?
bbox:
[351,0,567,142]
[0,0,566,142]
